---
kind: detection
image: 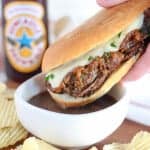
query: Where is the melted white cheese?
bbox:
[47,14,144,88]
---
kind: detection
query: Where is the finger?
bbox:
[123,44,150,82]
[97,0,128,8]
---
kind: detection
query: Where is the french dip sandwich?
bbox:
[42,0,150,108]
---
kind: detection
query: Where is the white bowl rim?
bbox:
[15,74,128,118]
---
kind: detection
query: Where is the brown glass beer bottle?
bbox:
[2,0,48,82]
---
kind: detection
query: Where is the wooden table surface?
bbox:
[3,80,150,150]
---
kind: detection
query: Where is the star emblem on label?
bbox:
[17,32,34,49]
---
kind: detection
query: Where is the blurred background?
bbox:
[48,0,100,42]
[0,0,100,43]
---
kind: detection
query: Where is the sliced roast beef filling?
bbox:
[47,9,150,98]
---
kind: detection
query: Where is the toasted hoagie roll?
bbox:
[42,0,150,108]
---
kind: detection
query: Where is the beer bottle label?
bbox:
[4,2,47,73]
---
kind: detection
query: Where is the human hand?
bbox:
[97,0,150,81]
[97,0,128,8]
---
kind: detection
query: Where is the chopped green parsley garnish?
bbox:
[45,76,49,81]
[45,74,55,81]
[118,32,122,38]
[110,42,117,48]
[88,56,94,61]
[103,52,110,58]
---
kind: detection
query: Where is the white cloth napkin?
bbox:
[126,74,150,126]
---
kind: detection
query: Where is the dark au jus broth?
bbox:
[29,92,116,114]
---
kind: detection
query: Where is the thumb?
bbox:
[97,0,128,8]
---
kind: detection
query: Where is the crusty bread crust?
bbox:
[42,0,150,72]
[48,54,140,108]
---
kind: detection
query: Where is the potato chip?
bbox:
[0,123,28,149]
[0,83,7,94]
[127,131,150,150]
[0,100,18,128]
[0,88,15,101]
[0,85,28,149]
[103,131,150,150]
[1,88,15,101]
[103,143,128,150]
[22,137,60,150]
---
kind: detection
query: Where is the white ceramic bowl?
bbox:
[15,73,129,149]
